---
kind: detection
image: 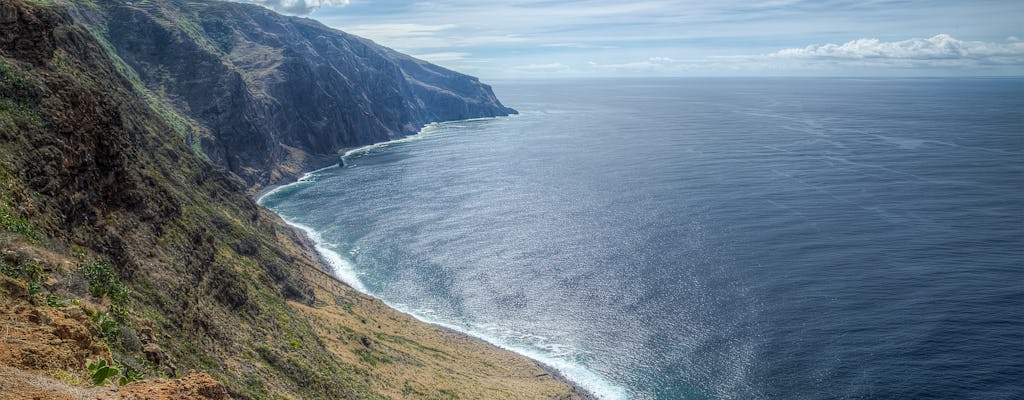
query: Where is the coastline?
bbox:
[263,186,600,400]
[253,119,603,400]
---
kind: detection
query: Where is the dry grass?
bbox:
[291,265,584,400]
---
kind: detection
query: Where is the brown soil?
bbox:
[0,296,108,379]
[113,373,232,400]
[0,367,230,400]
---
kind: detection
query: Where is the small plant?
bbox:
[87,359,119,386]
[117,362,144,385]
[46,294,68,308]
[51,370,83,386]
[0,186,43,242]
[27,279,41,295]
[91,312,120,339]
[2,259,44,294]
[86,359,145,386]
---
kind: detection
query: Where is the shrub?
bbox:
[80,261,130,303]
[117,362,144,385]
[46,294,68,307]
[87,359,119,386]
[1,259,43,294]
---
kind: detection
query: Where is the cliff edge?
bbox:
[66,0,516,190]
[0,0,582,399]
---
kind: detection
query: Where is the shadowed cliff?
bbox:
[66,0,516,189]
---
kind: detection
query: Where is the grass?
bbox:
[0,167,43,243]
[1,259,43,295]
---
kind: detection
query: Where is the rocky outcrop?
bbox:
[74,0,515,189]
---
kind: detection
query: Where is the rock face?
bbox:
[1,1,580,399]
[80,0,516,188]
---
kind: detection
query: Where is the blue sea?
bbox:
[258,78,1024,399]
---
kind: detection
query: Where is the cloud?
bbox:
[770,34,1024,65]
[232,0,349,15]
[340,23,526,50]
[510,63,572,73]
[410,52,471,63]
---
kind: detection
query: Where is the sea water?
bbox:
[258,78,1024,399]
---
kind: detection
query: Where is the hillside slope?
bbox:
[61,0,516,189]
[0,0,580,398]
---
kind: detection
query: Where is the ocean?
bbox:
[257,78,1024,399]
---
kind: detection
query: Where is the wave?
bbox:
[277,218,367,292]
[258,115,629,400]
[397,306,630,400]
[255,162,340,204]
[341,117,509,159]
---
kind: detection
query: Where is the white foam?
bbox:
[342,122,443,159]
[283,219,367,292]
[258,115,629,399]
[255,163,340,203]
[391,308,630,400]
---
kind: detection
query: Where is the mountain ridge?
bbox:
[61,0,516,190]
[0,0,584,399]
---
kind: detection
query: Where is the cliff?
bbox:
[63,0,516,190]
[0,0,579,399]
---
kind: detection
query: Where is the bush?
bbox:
[80,261,130,303]
[87,359,119,385]
[92,312,120,340]
[86,358,144,386]
[1,259,43,294]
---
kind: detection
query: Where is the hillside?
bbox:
[60,0,516,190]
[0,0,579,399]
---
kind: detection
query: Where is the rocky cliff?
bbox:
[0,0,581,399]
[63,0,516,189]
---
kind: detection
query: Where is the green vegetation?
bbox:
[1,259,42,295]
[118,362,145,385]
[354,348,393,366]
[80,261,130,303]
[91,311,121,340]
[0,168,43,243]
[0,199,41,241]
[0,1,578,399]
[87,359,119,385]
[0,59,43,135]
[86,358,144,386]
[46,294,68,308]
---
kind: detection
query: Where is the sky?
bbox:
[234,0,1024,79]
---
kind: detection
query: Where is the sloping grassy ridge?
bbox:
[0,1,582,398]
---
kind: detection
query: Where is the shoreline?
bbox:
[253,118,604,400]
[264,186,601,400]
[280,215,600,399]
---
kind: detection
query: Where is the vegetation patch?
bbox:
[80,261,130,303]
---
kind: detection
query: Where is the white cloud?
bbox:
[410,52,471,63]
[232,0,348,15]
[343,23,459,47]
[770,34,1024,65]
[510,63,572,73]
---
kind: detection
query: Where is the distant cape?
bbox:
[69,0,516,189]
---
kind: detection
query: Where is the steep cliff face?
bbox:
[1,1,581,399]
[70,0,515,188]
